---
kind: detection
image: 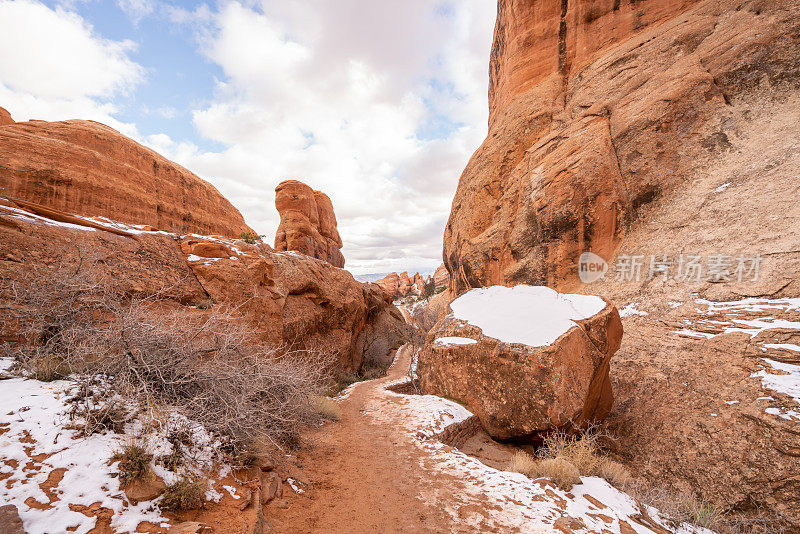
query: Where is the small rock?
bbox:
[0,504,25,534]
[271,499,289,510]
[167,522,212,534]
[259,458,274,472]
[553,515,586,533]
[238,488,253,511]
[261,471,282,504]
[124,476,167,504]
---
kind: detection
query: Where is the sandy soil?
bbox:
[265,345,473,533]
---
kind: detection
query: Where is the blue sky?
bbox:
[0,0,495,274]
[40,0,224,150]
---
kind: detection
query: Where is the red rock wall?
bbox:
[444,0,800,295]
[0,197,404,373]
[0,115,254,237]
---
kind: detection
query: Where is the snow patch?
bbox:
[0,369,168,533]
[620,303,648,317]
[713,182,732,193]
[449,286,606,348]
[752,359,800,404]
[434,337,478,347]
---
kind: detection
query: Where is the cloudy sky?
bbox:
[0,0,496,274]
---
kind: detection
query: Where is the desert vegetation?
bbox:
[1,258,335,464]
[508,428,786,533]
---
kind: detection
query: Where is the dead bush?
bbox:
[535,427,632,488]
[532,458,582,491]
[161,477,206,511]
[3,259,334,462]
[113,440,153,484]
[314,396,341,421]
[26,351,71,382]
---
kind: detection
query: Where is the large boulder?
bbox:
[419,285,622,440]
[443,0,800,295]
[274,180,345,268]
[0,114,253,237]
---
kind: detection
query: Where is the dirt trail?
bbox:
[266,344,476,533]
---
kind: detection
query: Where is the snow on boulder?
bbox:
[418,285,622,440]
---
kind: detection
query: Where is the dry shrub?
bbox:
[509,451,583,492]
[3,258,334,461]
[536,428,632,488]
[113,440,153,484]
[531,458,582,491]
[27,352,71,382]
[314,396,341,421]
[509,451,538,478]
[620,478,790,533]
[161,477,205,511]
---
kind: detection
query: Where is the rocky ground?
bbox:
[0,358,264,534]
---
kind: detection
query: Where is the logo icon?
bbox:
[579,252,608,283]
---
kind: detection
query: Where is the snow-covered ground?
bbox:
[0,358,233,534]
[620,302,649,317]
[672,297,800,424]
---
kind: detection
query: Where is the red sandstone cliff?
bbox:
[0,109,253,237]
[444,0,800,295]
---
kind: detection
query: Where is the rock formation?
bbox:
[443,0,800,295]
[0,107,14,126]
[432,264,448,290]
[274,180,345,268]
[375,272,401,299]
[184,234,403,372]
[375,271,435,300]
[0,196,404,374]
[0,114,253,237]
[419,286,622,440]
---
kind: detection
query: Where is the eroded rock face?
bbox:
[0,198,404,374]
[419,286,622,440]
[0,115,253,237]
[376,271,435,300]
[444,0,800,295]
[185,235,404,373]
[274,180,345,268]
[433,264,448,290]
[0,107,13,126]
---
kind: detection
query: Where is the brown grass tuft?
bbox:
[160,477,206,511]
[113,441,152,484]
[530,458,582,491]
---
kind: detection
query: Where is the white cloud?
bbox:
[158,0,496,274]
[0,0,497,275]
[117,0,155,24]
[0,0,143,137]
